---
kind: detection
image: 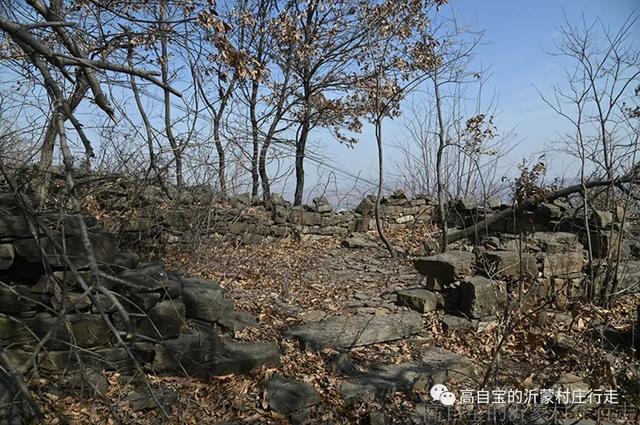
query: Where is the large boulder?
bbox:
[541,252,583,277]
[480,251,538,279]
[341,233,377,249]
[13,231,116,268]
[312,197,333,214]
[341,347,474,405]
[118,264,174,293]
[181,278,235,325]
[266,375,320,418]
[286,311,423,350]
[137,299,186,340]
[592,210,613,228]
[414,251,476,282]
[531,232,583,253]
[395,289,443,313]
[212,338,280,375]
[355,197,375,216]
[33,313,112,350]
[152,326,279,377]
[0,244,14,270]
[456,276,506,319]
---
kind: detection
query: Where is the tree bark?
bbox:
[374,118,395,257]
[294,120,309,206]
[434,78,448,252]
[159,0,183,187]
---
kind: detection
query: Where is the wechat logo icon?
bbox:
[430,384,456,406]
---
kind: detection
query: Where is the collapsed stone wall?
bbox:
[0,191,279,412]
[112,189,437,247]
[401,198,640,329]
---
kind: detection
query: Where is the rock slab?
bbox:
[286,311,423,350]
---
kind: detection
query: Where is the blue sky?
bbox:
[307,0,639,203]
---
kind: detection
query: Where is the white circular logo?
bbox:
[440,391,456,406]
[430,384,448,402]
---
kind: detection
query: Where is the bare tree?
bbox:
[539,12,640,300]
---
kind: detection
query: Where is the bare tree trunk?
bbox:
[374,117,395,257]
[434,79,448,252]
[294,118,309,206]
[128,49,162,183]
[293,61,314,207]
[249,79,260,199]
[212,116,226,194]
[160,0,183,187]
[36,77,89,206]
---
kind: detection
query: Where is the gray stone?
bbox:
[341,233,377,249]
[152,327,279,377]
[181,278,234,324]
[312,197,333,214]
[365,411,386,425]
[33,313,112,350]
[441,314,478,332]
[340,347,474,405]
[414,251,476,281]
[113,251,139,270]
[152,324,220,375]
[395,289,443,313]
[118,264,179,296]
[286,311,423,350]
[456,198,477,211]
[552,373,589,395]
[217,310,258,333]
[0,285,45,313]
[590,230,625,258]
[541,251,583,277]
[267,375,320,415]
[487,197,503,209]
[0,214,78,239]
[0,244,14,270]
[592,210,613,228]
[63,369,109,397]
[213,338,280,375]
[531,232,583,253]
[0,314,36,344]
[612,260,640,294]
[137,299,186,340]
[480,250,538,279]
[13,231,116,267]
[457,276,507,319]
[355,197,375,216]
[536,203,563,220]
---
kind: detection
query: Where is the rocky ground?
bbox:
[39,229,631,425]
[13,217,640,424]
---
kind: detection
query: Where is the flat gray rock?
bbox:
[286,311,423,350]
[267,374,320,415]
[341,233,377,249]
[395,289,443,313]
[414,251,476,281]
[341,347,475,404]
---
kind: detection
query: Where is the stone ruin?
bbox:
[405,196,640,327]
[1,172,639,422]
[111,188,435,247]
[0,192,280,419]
